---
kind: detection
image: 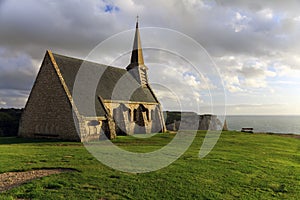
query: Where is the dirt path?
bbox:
[0,169,74,192]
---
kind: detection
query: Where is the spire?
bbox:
[128,16,144,68]
[126,17,148,86]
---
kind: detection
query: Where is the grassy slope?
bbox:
[0,131,299,200]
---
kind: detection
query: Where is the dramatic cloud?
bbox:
[0,0,299,114]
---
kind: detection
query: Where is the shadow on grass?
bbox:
[0,136,80,145]
[8,167,81,173]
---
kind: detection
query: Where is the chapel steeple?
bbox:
[126,17,148,87]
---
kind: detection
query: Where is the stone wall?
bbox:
[104,101,164,135]
[19,53,81,141]
[78,116,112,141]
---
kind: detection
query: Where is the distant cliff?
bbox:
[164,111,227,131]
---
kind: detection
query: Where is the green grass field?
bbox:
[0,131,299,199]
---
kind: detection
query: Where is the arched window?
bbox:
[151,109,155,121]
[133,109,138,122]
[128,109,132,121]
[145,109,149,121]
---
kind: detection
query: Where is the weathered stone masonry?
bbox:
[19,52,81,141]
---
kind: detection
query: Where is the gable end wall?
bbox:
[19,53,80,141]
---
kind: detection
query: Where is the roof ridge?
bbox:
[51,51,126,71]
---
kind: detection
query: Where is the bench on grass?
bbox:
[241,128,253,133]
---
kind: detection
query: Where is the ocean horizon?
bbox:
[225,115,300,135]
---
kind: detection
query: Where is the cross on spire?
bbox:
[136,15,139,28]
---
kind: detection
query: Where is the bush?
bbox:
[0,108,23,136]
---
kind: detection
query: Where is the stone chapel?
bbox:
[19,20,166,141]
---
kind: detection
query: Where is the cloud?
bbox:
[0,48,36,91]
[217,55,278,92]
[0,0,299,114]
[0,89,29,108]
[0,0,120,59]
[230,12,251,32]
[0,99,6,106]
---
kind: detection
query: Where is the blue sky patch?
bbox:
[104,4,120,13]
[101,0,120,13]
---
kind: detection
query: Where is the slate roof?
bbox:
[52,53,158,117]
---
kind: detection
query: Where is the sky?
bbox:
[0,0,300,115]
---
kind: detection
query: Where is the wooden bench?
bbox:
[241,128,253,133]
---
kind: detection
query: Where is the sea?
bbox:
[225,115,300,135]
